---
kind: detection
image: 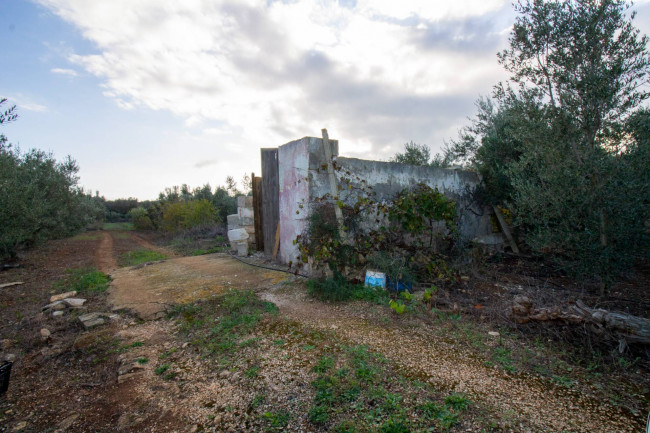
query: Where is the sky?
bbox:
[3,0,650,200]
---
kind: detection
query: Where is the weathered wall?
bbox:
[274,136,490,266]
[277,137,338,264]
[309,157,490,240]
[278,138,311,264]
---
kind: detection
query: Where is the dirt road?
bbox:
[109,254,289,319]
[101,230,643,432]
[1,230,645,432]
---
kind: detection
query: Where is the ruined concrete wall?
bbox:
[309,158,491,240]
[276,136,489,266]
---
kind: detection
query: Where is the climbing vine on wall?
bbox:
[294,176,459,286]
[389,183,457,249]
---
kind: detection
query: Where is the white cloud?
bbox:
[4,94,48,112]
[36,0,511,159]
[50,67,78,76]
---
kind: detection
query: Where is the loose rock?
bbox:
[63,298,86,308]
[40,328,51,341]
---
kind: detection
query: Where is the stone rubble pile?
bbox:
[41,290,119,329]
[42,290,87,316]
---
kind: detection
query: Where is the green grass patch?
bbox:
[492,347,516,373]
[262,410,289,432]
[119,249,167,267]
[245,365,260,378]
[155,364,170,375]
[103,222,134,231]
[53,267,111,294]
[170,291,278,362]
[136,357,149,364]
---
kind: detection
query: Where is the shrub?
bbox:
[161,199,219,232]
[128,207,154,230]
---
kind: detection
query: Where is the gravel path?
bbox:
[261,285,643,433]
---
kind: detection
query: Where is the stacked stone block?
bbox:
[227,196,256,255]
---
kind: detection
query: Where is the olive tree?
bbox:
[446,0,650,287]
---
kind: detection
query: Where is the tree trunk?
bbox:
[511,296,650,347]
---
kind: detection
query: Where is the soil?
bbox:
[0,230,648,432]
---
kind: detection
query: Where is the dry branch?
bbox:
[511,296,650,346]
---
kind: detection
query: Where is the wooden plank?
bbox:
[252,174,264,251]
[322,129,345,238]
[272,221,281,259]
[492,205,520,254]
[261,148,279,256]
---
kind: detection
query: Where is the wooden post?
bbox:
[322,129,345,238]
[492,205,520,254]
[252,172,264,251]
[261,148,279,256]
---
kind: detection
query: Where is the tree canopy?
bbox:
[445,0,650,286]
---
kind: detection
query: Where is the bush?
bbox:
[161,199,219,232]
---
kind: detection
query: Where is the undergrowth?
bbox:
[307,272,389,303]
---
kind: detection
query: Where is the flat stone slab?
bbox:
[82,317,105,329]
[63,298,86,308]
[78,312,120,329]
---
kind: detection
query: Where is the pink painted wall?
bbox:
[278,138,310,265]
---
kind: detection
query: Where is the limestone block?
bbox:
[227,214,241,227]
[236,241,248,257]
[238,207,254,219]
[237,196,246,208]
[227,228,249,243]
[240,217,254,226]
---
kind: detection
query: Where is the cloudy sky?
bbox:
[3,0,650,200]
